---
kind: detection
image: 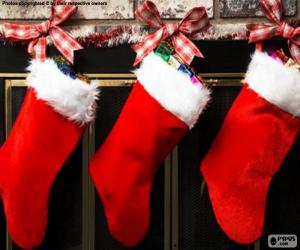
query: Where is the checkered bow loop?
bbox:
[132,0,210,66]
[4,0,83,64]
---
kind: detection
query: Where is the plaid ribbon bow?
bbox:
[4,0,82,64]
[132,0,210,66]
[247,0,300,64]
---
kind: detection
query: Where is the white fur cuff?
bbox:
[26,59,99,125]
[245,51,300,117]
[134,52,211,128]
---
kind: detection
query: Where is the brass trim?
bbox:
[201,73,245,78]
[88,123,96,250]
[204,78,243,86]
[0,72,245,79]
[164,154,172,250]
[86,73,135,79]
[6,234,12,250]
[254,240,261,250]
[171,146,179,250]
[91,79,136,87]
[200,179,206,199]
[88,73,245,79]
[82,123,96,250]
[5,80,13,250]
[82,128,89,250]
[0,73,27,78]
[6,80,26,87]
[5,80,12,138]
[7,77,243,87]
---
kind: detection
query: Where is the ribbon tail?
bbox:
[133,57,142,67]
[132,41,150,66]
[247,24,268,43]
[131,42,141,52]
[28,37,47,62]
[193,45,204,58]
[50,27,83,64]
[132,29,164,66]
[248,31,260,43]
[173,33,203,65]
[289,42,300,65]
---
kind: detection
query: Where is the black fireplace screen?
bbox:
[0,41,299,250]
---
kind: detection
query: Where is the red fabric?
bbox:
[4,0,82,63]
[201,85,300,244]
[132,0,209,66]
[90,82,188,247]
[0,88,84,249]
[247,0,300,64]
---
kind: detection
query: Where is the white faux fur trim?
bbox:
[26,59,99,125]
[245,51,300,117]
[134,52,211,128]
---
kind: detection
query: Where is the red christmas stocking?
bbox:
[201,51,300,244]
[90,52,210,247]
[0,58,98,249]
